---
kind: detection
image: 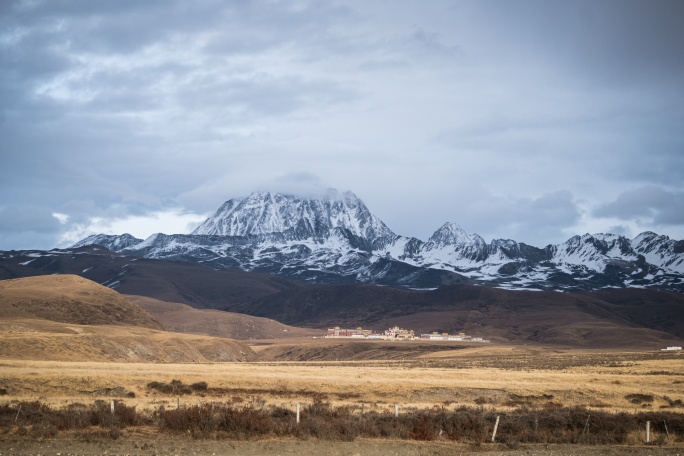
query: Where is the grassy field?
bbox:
[2,343,684,454]
[1,343,682,413]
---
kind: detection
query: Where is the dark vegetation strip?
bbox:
[146,379,361,400]
[1,400,683,445]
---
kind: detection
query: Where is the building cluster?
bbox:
[325,325,489,342]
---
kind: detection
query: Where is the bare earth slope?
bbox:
[0,275,255,362]
[127,294,319,340]
[0,275,163,329]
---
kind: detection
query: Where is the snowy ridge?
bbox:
[72,233,143,251]
[192,190,395,246]
[70,190,684,292]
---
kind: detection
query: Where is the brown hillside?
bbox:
[0,319,255,362]
[0,247,299,310]
[0,275,163,329]
[126,295,320,340]
[0,275,257,362]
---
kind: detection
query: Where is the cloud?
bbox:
[464,0,684,89]
[1,0,683,250]
[57,208,207,247]
[257,172,331,198]
[0,205,65,250]
[593,186,684,226]
[0,205,61,234]
[455,190,582,246]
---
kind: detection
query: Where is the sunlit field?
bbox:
[2,344,682,413]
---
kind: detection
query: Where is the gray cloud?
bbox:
[594,186,684,226]
[1,0,683,249]
[0,205,63,250]
[464,0,684,88]
[457,190,582,246]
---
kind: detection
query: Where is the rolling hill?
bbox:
[126,294,319,340]
[0,275,256,362]
[0,274,163,329]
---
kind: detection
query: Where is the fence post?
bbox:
[664,420,670,439]
[177,397,180,409]
[394,404,399,418]
[582,415,590,435]
[646,421,650,443]
[491,415,500,443]
[296,402,300,424]
[110,400,115,414]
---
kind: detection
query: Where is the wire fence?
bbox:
[1,399,683,445]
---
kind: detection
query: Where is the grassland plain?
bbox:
[1,344,684,454]
[1,345,683,412]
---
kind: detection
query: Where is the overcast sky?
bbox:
[1,0,683,250]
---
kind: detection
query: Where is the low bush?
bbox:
[625,394,654,404]
[147,379,193,395]
[1,399,683,443]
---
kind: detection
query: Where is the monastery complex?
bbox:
[326,325,490,342]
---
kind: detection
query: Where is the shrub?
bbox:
[191,381,208,392]
[2,399,684,444]
[625,394,654,404]
[147,379,192,395]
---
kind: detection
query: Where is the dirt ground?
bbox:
[0,438,683,456]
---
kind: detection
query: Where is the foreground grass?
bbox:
[1,349,683,414]
[1,399,682,446]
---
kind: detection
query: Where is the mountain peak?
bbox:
[191,190,395,242]
[66,189,684,291]
[427,222,485,249]
[71,233,142,251]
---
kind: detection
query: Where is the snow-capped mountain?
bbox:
[73,233,143,251]
[69,190,684,292]
[192,190,395,247]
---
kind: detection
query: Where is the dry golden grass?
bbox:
[0,275,257,363]
[0,319,256,363]
[127,294,319,340]
[1,344,682,415]
[0,275,162,329]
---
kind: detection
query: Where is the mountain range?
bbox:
[71,190,684,292]
[2,243,683,347]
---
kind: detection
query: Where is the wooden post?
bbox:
[534,418,538,435]
[491,415,500,442]
[646,421,650,443]
[394,404,399,418]
[14,405,22,423]
[664,420,670,439]
[110,400,115,414]
[296,402,300,424]
[582,415,590,435]
[177,397,180,409]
